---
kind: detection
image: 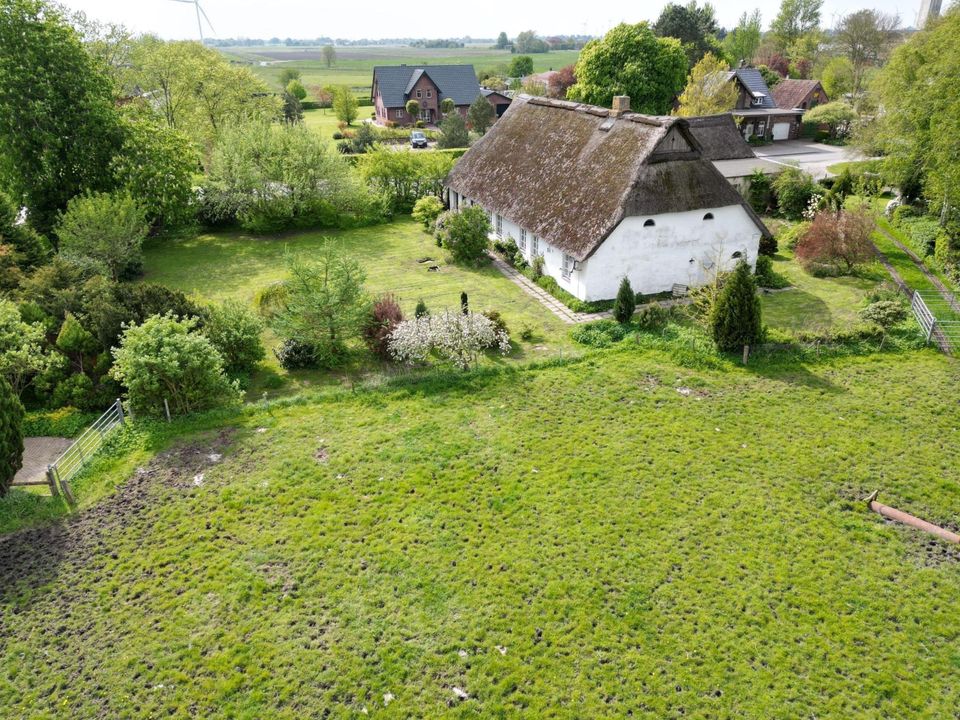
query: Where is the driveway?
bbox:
[753,140,865,179]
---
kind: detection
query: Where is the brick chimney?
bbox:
[611,95,630,117]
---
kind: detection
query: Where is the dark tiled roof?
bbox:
[772,79,825,109]
[685,114,756,161]
[728,68,776,108]
[372,64,481,107]
[446,95,770,261]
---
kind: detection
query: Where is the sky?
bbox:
[60,0,923,41]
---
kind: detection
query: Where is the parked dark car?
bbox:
[410,130,428,149]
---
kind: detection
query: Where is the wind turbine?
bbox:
[168,0,215,42]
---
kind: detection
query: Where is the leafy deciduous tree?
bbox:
[803,101,857,139]
[771,0,822,51]
[795,209,875,273]
[333,85,358,125]
[436,206,491,264]
[0,0,124,233]
[723,10,763,66]
[508,55,534,77]
[675,53,738,117]
[201,300,265,377]
[834,9,900,98]
[437,112,469,149]
[652,1,722,68]
[567,22,688,115]
[56,192,149,280]
[322,44,336,68]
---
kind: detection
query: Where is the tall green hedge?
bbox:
[0,377,24,495]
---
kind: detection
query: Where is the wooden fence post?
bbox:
[46,465,59,498]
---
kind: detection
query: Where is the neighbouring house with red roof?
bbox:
[771,79,828,111]
[726,66,808,142]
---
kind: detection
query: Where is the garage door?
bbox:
[772,122,791,140]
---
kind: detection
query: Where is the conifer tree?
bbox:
[710,259,762,360]
[0,376,24,496]
[613,277,636,323]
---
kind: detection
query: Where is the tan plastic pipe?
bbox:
[865,491,960,544]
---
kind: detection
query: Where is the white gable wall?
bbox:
[453,191,760,303]
[578,205,761,301]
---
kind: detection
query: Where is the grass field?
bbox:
[760,248,885,333]
[141,218,577,392]
[2,346,959,717]
[221,44,580,97]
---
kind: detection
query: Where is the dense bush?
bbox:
[795,210,875,274]
[859,300,907,330]
[22,406,97,438]
[773,167,820,220]
[274,338,318,371]
[359,150,454,213]
[412,196,445,229]
[480,310,509,345]
[435,206,490,264]
[492,235,519,259]
[710,260,763,355]
[896,215,940,257]
[362,294,404,360]
[778,220,811,251]
[204,121,386,233]
[0,376,24,496]
[748,170,772,214]
[634,302,670,329]
[754,254,790,289]
[56,192,149,280]
[571,319,628,347]
[612,277,636,323]
[202,300,265,377]
[111,314,241,418]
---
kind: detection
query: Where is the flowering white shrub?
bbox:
[388,310,511,369]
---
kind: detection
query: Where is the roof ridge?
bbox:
[522,94,672,127]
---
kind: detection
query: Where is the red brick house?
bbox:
[372,64,501,126]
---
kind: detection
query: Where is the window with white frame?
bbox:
[562,254,574,278]
[395,109,403,119]
[427,90,433,98]
[518,228,527,250]
[416,89,422,98]
[531,235,540,256]
[495,214,503,237]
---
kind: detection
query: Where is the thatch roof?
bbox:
[771,79,825,110]
[446,95,770,261]
[684,114,756,161]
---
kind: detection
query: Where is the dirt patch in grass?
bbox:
[0,429,235,599]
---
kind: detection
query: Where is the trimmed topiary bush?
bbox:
[612,277,636,323]
[0,376,25,496]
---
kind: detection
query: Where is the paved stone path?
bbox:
[488,252,697,324]
[13,437,72,487]
[487,252,611,324]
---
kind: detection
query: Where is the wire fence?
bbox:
[912,291,960,354]
[46,399,125,503]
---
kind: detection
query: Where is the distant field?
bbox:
[220,44,580,97]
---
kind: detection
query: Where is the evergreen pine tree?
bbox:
[460,291,469,315]
[612,277,636,323]
[710,259,763,359]
[414,298,429,318]
[0,376,24,496]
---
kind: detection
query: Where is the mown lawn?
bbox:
[142,218,576,392]
[2,346,959,718]
[760,248,885,333]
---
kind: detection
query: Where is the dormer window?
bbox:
[703,213,714,221]
[732,251,743,259]
[427,90,432,99]
[416,90,422,99]
[643,219,655,227]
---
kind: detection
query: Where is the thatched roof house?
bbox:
[445,95,771,301]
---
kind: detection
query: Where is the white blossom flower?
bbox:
[388,310,510,370]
